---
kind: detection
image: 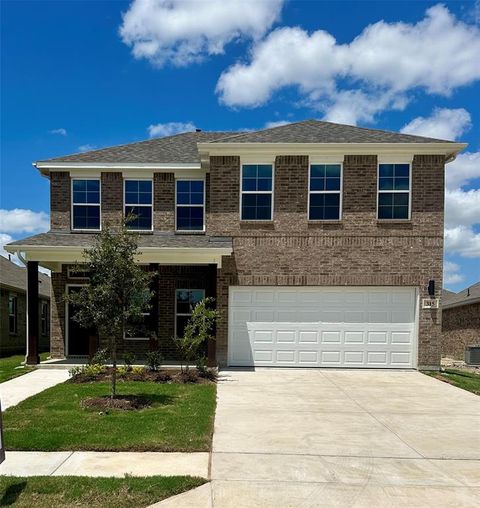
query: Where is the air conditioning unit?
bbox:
[465,346,480,366]
[422,298,439,309]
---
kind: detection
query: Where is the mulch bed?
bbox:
[81,395,152,411]
[70,367,216,385]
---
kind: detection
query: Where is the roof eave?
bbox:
[443,296,480,310]
[197,142,467,161]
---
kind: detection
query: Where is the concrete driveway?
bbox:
[209,369,480,507]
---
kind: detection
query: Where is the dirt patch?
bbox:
[81,395,152,411]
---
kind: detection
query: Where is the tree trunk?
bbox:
[111,337,117,399]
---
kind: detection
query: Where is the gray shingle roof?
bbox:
[6,232,232,250]
[38,132,236,164]
[211,120,455,144]
[0,255,51,298]
[37,120,456,166]
[442,282,480,309]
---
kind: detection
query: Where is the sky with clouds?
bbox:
[1,0,479,290]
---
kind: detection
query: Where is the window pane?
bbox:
[73,180,86,192]
[73,180,100,204]
[379,177,394,190]
[176,316,190,338]
[242,193,271,220]
[177,206,204,231]
[176,180,189,193]
[73,205,100,229]
[190,180,204,193]
[138,180,151,193]
[309,193,340,220]
[325,164,341,177]
[379,164,394,177]
[393,206,409,219]
[378,192,409,219]
[310,178,325,191]
[257,165,272,178]
[393,193,409,206]
[378,205,393,219]
[378,193,393,206]
[395,177,409,191]
[176,180,204,206]
[257,178,272,191]
[125,206,152,230]
[310,165,326,178]
[242,165,257,178]
[176,289,204,314]
[125,180,138,193]
[125,180,152,205]
[325,177,341,191]
[395,164,410,177]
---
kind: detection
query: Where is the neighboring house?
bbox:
[0,255,51,356]
[442,282,480,360]
[5,120,466,369]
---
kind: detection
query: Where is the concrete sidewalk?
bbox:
[0,369,69,409]
[0,451,209,478]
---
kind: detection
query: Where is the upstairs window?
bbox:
[124,180,153,231]
[378,164,410,220]
[241,164,273,220]
[72,179,101,230]
[176,180,205,231]
[8,293,17,334]
[309,164,342,220]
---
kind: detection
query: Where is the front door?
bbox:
[67,286,94,356]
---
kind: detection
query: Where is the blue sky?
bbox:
[1,0,479,290]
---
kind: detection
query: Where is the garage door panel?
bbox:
[228,287,416,368]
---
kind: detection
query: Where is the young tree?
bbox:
[66,221,153,399]
[174,297,219,373]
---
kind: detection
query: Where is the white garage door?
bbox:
[228,287,417,368]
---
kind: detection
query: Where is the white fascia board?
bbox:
[197,142,468,162]
[5,244,232,267]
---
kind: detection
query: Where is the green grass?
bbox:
[426,369,480,395]
[3,380,216,451]
[0,353,49,383]
[0,475,206,508]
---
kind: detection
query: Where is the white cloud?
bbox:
[49,128,67,136]
[78,144,97,153]
[148,121,196,138]
[445,226,480,258]
[401,108,471,141]
[445,189,480,229]
[0,209,49,234]
[0,233,21,265]
[443,261,464,285]
[120,0,284,67]
[446,151,480,190]
[264,120,291,128]
[217,5,480,125]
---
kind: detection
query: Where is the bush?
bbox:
[89,348,110,366]
[130,365,148,380]
[123,352,136,372]
[117,365,129,377]
[196,357,218,381]
[145,350,163,372]
[69,363,106,381]
[177,369,199,384]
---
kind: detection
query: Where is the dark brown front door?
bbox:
[67,286,93,356]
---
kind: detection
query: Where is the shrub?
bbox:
[123,352,136,372]
[145,350,163,372]
[117,365,129,377]
[89,348,110,366]
[195,357,217,381]
[130,365,148,380]
[69,363,106,381]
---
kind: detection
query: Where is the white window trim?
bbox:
[8,293,17,334]
[240,163,274,221]
[123,178,154,232]
[377,163,412,220]
[67,265,90,279]
[308,162,343,221]
[71,177,101,232]
[175,289,205,338]
[175,178,206,233]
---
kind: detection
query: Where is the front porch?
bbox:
[4,232,232,366]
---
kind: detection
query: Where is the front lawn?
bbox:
[0,353,49,383]
[3,380,216,451]
[425,368,480,395]
[0,475,206,508]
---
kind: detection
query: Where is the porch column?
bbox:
[26,261,40,365]
[206,264,217,366]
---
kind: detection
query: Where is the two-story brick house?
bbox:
[6,120,466,369]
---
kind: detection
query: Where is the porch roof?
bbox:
[5,231,233,270]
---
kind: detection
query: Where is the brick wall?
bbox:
[211,154,445,368]
[442,302,480,359]
[101,172,123,228]
[49,264,214,360]
[154,173,175,230]
[50,172,71,230]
